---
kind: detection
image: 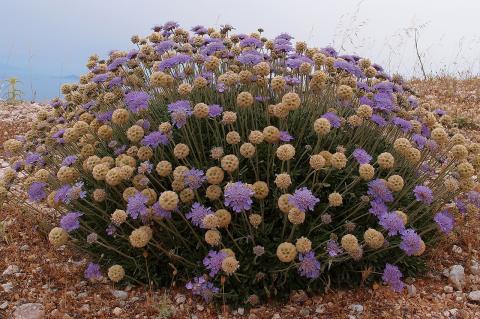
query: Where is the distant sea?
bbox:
[0,63,78,103]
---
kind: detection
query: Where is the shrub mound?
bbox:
[2,22,480,304]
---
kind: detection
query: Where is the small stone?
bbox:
[444,285,454,293]
[272,314,281,319]
[2,264,20,276]
[13,303,45,319]
[111,290,128,300]
[0,301,8,310]
[315,304,326,314]
[20,245,29,251]
[196,304,204,311]
[112,307,122,316]
[449,265,466,291]
[452,245,463,254]
[79,304,90,313]
[237,307,244,315]
[299,308,310,317]
[175,293,186,304]
[2,282,13,293]
[349,304,364,314]
[470,260,480,275]
[407,284,417,297]
[468,291,480,302]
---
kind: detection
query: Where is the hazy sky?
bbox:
[1,0,479,101]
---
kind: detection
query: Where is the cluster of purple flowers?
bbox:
[126,192,149,219]
[298,252,321,279]
[185,276,219,303]
[167,100,192,128]
[125,91,150,113]
[203,250,227,277]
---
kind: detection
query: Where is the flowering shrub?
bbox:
[2,22,480,304]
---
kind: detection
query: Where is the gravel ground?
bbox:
[1,79,480,318]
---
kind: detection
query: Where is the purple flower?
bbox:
[141,131,169,148]
[25,152,44,166]
[54,184,72,204]
[106,224,117,236]
[455,198,467,214]
[186,276,219,303]
[373,92,394,111]
[321,112,341,128]
[382,263,404,292]
[279,131,294,142]
[168,100,192,128]
[84,262,102,280]
[368,179,394,203]
[62,155,78,166]
[320,46,338,57]
[326,240,343,257]
[412,134,427,149]
[125,91,150,113]
[379,212,405,236]
[203,250,227,277]
[68,181,87,201]
[286,55,313,69]
[109,76,123,88]
[371,113,387,127]
[368,199,389,217]
[186,202,213,227]
[126,192,149,219]
[352,148,372,164]
[392,117,412,133]
[107,57,128,71]
[434,210,454,233]
[298,252,321,279]
[399,229,422,256]
[373,81,394,93]
[92,73,109,83]
[289,187,319,212]
[468,191,480,208]
[333,60,365,78]
[224,182,254,213]
[413,185,433,204]
[236,50,263,65]
[239,37,263,48]
[96,111,113,123]
[208,104,223,118]
[60,211,83,232]
[158,54,192,71]
[184,168,206,189]
[152,202,172,219]
[28,182,47,202]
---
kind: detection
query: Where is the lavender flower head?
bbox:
[152,202,172,219]
[279,131,294,142]
[28,182,47,202]
[321,112,341,128]
[289,187,319,212]
[208,104,223,118]
[126,192,149,219]
[185,276,219,303]
[224,182,254,213]
[352,148,372,164]
[141,131,169,148]
[413,185,433,205]
[368,179,394,203]
[326,240,343,257]
[399,229,422,256]
[379,212,405,236]
[60,211,83,232]
[62,155,78,166]
[84,262,102,280]
[434,210,454,233]
[125,91,150,113]
[186,202,213,227]
[203,250,227,277]
[168,100,192,128]
[184,168,206,190]
[382,263,405,292]
[298,252,321,279]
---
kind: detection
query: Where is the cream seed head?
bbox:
[239,142,256,158]
[276,242,297,263]
[313,118,331,135]
[221,256,240,275]
[107,265,125,282]
[274,173,292,190]
[295,237,312,253]
[159,191,179,211]
[363,228,384,249]
[377,152,395,169]
[276,144,295,161]
[328,192,343,207]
